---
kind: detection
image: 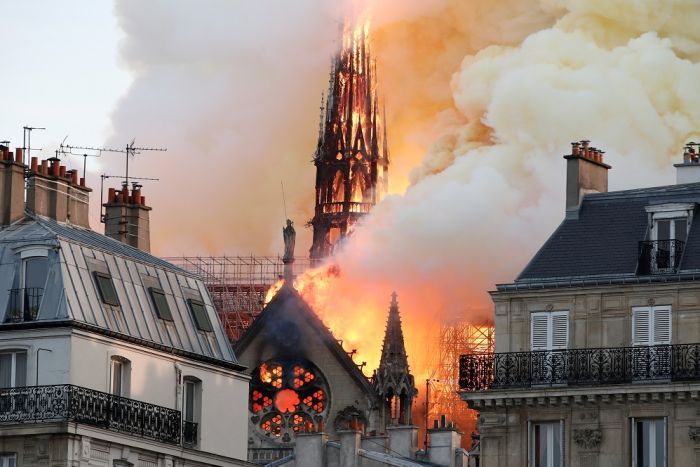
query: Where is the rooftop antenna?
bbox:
[99,174,160,223]
[125,140,167,187]
[60,143,123,181]
[23,126,46,165]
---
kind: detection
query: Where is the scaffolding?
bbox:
[429,319,494,440]
[165,256,312,341]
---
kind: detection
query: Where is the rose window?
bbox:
[250,359,329,443]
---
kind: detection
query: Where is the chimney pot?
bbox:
[141,196,146,206]
[80,177,86,187]
[14,148,22,164]
[121,187,129,203]
[132,188,142,205]
[108,188,116,203]
[571,142,580,156]
[59,166,66,178]
[30,157,38,172]
[41,160,49,175]
[70,170,78,185]
[51,160,60,177]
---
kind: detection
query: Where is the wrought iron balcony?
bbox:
[6,288,44,322]
[0,385,182,444]
[459,344,700,391]
[637,240,684,275]
[183,420,198,446]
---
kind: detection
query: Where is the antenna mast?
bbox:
[23,126,46,165]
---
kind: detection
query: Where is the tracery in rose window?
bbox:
[249,358,330,443]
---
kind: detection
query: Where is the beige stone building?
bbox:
[461,141,700,467]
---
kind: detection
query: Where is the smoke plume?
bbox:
[110,0,700,404]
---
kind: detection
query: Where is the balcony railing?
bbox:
[183,420,198,446]
[0,385,182,444]
[248,448,294,464]
[6,288,44,322]
[459,344,700,391]
[638,240,684,274]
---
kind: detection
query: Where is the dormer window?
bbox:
[94,272,120,306]
[8,250,49,322]
[149,288,173,321]
[638,203,695,274]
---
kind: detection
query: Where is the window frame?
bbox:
[0,454,16,467]
[528,420,564,467]
[110,356,131,398]
[531,311,569,351]
[182,376,202,446]
[93,272,120,307]
[149,287,174,321]
[632,305,672,346]
[187,298,213,332]
[631,417,667,467]
[0,350,27,389]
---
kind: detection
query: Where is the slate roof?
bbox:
[510,183,700,289]
[0,214,238,366]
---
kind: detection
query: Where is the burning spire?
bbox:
[373,292,416,426]
[309,17,390,264]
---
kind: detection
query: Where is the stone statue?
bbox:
[283,219,296,264]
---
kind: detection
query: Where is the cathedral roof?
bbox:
[234,284,377,400]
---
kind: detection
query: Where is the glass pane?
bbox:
[185,381,195,421]
[654,420,665,467]
[552,423,561,466]
[675,219,688,243]
[0,354,12,388]
[95,273,120,306]
[14,352,26,387]
[24,257,48,290]
[657,220,670,241]
[150,289,173,321]
[8,456,15,467]
[189,300,212,332]
[112,360,122,395]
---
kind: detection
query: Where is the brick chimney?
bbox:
[26,156,91,227]
[103,183,152,252]
[564,140,611,218]
[0,146,27,226]
[674,144,700,184]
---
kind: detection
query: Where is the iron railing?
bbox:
[0,385,182,444]
[6,288,44,322]
[183,420,198,446]
[248,448,294,464]
[638,240,685,274]
[459,344,700,391]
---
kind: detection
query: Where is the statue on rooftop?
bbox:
[283,219,296,264]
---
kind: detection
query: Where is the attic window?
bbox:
[187,299,213,332]
[94,272,120,306]
[149,288,173,321]
[639,203,695,274]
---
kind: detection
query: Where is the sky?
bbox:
[0,1,131,227]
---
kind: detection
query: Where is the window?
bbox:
[187,299,213,332]
[183,377,201,446]
[110,357,130,397]
[633,306,671,346]
[0,351,26,388]
[531,311,569,351]
[149,288,173,321]
[0,454,16,467]
[530,421,563,467]
[94,272,120,306]
[632,418,666,467]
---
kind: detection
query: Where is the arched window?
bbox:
[249,359,329,444]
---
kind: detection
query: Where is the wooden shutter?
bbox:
[652,306,672,344]
[551,311,569,350]
[531,312,549,351]
[633,307,651,346]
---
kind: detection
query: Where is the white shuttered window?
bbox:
[632,306,671,346]
[531,311,569,351]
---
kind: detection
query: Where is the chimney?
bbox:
[0,146,26,226]
[387,425,418,459]
[26,157,91,228]
[103,183,152,252]
[295,431,328,467]
[428,417,463,467]
[675,143,700,184]
[564,140,611,218]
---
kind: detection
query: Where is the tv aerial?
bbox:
[23,125,46,165]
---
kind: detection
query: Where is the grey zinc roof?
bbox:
[0,215,237,365]
[515,183,700,284]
